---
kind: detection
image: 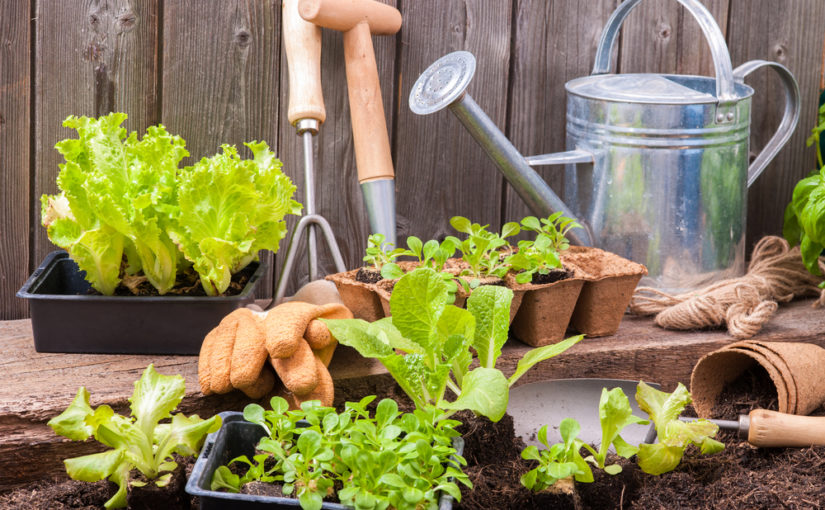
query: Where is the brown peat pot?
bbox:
[561,246,647,337]
[325,268,385,322]
[508,269,585,347]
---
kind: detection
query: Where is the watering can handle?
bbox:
[591,0,737,103]
[733,60,801,188]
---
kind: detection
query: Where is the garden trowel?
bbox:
[675,410,825,448]
[508,378,656,450]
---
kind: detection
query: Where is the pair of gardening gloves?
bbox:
[198,282,352,407]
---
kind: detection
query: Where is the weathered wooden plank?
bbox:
[726,0,825,250]
[276,0,398,296]
[617,0,729,77]
[504,0,619,228]
[161,0,280,297]
[0,0,31,320]
[33,0,160,271]
[1,298,824,490]
[393,0,512,246]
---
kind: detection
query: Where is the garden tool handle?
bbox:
[299,0,401,183]
[283,0,325,125]
[747,409,825,448]
[733,61,801,188]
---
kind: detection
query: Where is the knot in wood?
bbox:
[234,30,252,48]
[656,21,671,40]
[117,11,137,32]
[773,43,788,62]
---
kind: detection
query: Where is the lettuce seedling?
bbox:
[363,233,406,274]
[447,216,520,287]
[519,212,581,254]
[509,213,581,284]
[324,267,582,423]
[381,236,458,279]
[41,113,188,295]
[520,419,593,491]
[581,387,648,475]
[48,364,221,509]
[635,382,724,475]
[217,397,469,510]
[170,141,302,295]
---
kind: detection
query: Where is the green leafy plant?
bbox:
[214,396,470,510]
[363,233,405,273]
[47,365,221,509]
[169,141,301,295]
[784,105,825,283]
[635,382,724,475]
[520,419,593,491]
[41,113,188,295]
[509,213,580,284]
[324,267,582,423]
[40,113,301,296]
[581,387,649,474]
[447,216,520,287]
[380,236,458,279]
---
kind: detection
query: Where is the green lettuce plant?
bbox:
[520,419,593,491]
[47,364,221,509]
[41,113,301,296]
[380,236,458,279]
[324,267,582,423]
[635,381,724,475]
[363,233,406,274]
[213,397,470,510]
[508,213,580,284]
[169,141,301,295]
[447,216,520,287]
[581,387,649,474]
[784,104,825,283]
[41,113,188,295]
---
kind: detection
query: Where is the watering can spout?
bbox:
[409,51,593,246]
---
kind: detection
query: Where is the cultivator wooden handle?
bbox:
[746,409,825,448]
[298,0,401,183]
[283,0,325,125]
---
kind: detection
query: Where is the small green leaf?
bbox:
[509,335,583,386]
[442,367,508,422]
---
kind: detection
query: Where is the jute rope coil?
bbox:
[629,236,825,339]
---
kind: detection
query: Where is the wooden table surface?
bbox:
[2,299,824,491]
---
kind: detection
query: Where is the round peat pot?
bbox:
[16,251,265,355]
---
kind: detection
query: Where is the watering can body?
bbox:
[410,0,800,293]
[550,0,800,291]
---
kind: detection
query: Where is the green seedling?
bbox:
[48,365,221,509]
[324,267,582,423]
[363,233,406,272]
[215,396,470,510]
[635,382,724,475]
[520,419,593,491]
[448,216,520,288]
[581,387,649,475]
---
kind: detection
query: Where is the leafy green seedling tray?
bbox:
[186,412,462,510]
[17,251,264,355]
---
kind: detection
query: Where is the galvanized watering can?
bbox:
[409,0,800,292]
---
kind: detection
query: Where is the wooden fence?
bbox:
[2,0,824,320]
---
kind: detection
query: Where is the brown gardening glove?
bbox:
[198,301,352,406]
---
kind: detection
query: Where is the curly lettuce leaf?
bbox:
[635,382,722,475]
[170,142,301,295]
[42,113,188,294]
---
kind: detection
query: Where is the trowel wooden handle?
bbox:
[747,409,825,448]
[283,0,325,124]
[343,23,394,182]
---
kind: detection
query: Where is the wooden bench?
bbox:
[2,299,824,491]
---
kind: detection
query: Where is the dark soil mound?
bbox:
[355,267,382,284]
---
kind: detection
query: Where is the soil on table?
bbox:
[4,382,824,509]
[355,266,383,284]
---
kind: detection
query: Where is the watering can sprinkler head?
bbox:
[409,51,593,247]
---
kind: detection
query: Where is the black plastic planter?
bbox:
[16,251,265,355]
[186,412,462,510]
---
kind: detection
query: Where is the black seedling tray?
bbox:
[186,412,461,510]
[16,251,265,355]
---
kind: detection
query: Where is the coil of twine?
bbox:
[629,236,825,339]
